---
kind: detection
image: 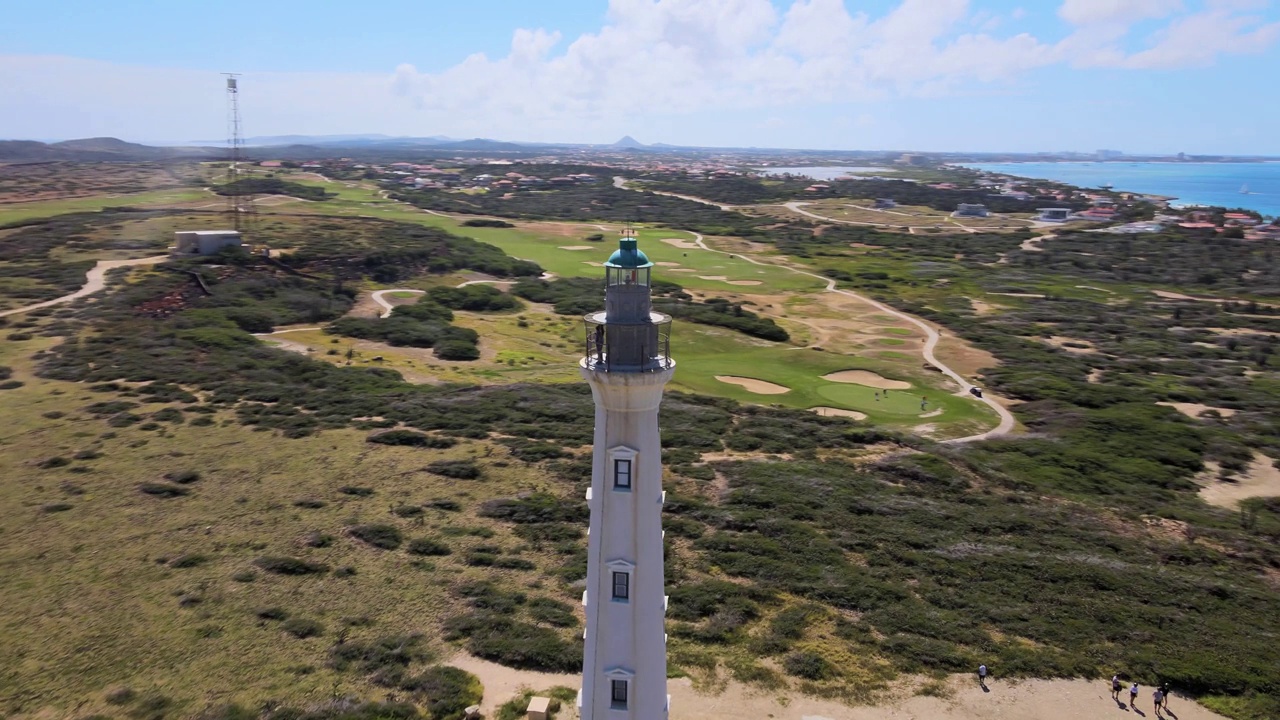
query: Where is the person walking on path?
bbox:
[1158,683,1171,712]
[977,664,988,689]
[1111,675,1122,702]
[1153,688,1165,717]
[1130,683,1140,708]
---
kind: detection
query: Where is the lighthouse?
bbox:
[578,231,675,719]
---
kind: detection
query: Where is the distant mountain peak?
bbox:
[612,135,645,148]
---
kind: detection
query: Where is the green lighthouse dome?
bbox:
[605,237,653,268]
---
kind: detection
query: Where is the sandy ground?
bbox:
[699,275,728,281]
[1156,402,1236,419]
[661,237,701,249]
[558,245,595,251]
[727,280,763,285]
[445,657,1232,720]
[991,292,1047,299]
[811,406,869,420]
[1151,291,1280,308]
[968,298,1001,316]
[1200,451,1280,508]
[1044,336,1099,354]
[1088,368,1105,384]
[822,370,912,390]
[716,375,791,394]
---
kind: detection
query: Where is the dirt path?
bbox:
[446,655,1228,720]
[0,255,170,318]
[612,176,736,211]
[681,229,1016,443]
[370,288,426,318]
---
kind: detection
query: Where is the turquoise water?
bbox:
[960,162,1280,218]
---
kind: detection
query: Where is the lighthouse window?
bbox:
[613,459,632,489]
[611,679,629,708]
[612,571,630,600]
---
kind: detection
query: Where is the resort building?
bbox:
[172,230,242,256]
[1037,208,1072,222]
[953,203,989,218]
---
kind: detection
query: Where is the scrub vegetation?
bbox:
[0,160,1277,720]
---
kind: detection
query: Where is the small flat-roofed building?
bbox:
[173,230,242,256]
[953,203,989,218]
[873,198,897,208]
[526,696,551,720]
[1038,208,1072,222]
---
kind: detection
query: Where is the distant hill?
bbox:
[0,137,224,162]
[612,135,645,148]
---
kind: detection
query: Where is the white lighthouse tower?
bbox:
[578,232,675,719]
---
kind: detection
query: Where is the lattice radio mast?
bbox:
[222,73,253,232]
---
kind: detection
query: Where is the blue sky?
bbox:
[2,0,1278,154]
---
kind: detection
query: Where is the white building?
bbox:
[1037,208,1072,222]
[579,233,675,720]
[953,203,989,218]
[172,230,242,256]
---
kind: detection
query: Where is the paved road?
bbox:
[683,229,1016,444]
[612,176,737,211]
[0,255,170,318]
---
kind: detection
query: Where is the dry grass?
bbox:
[0,333,584,717]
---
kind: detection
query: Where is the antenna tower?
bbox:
[223,73,253,232]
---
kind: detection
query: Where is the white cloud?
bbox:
[1,0,1277,144]
[1121,8,1280,67]
[1058,0,1183,26]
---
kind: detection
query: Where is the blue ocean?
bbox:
[960,162,1280,218]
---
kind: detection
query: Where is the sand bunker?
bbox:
[660,237,701,249]
[1157,402,1237,419]
[727,280,763,286]
[668,268,697,272]
[919,408,943,418]
[1200,452,1280,509]
[699,275,728,281]
[715,376,790,394]
[655,261,682,266]
[558,245,595,250]
[822,370,911,390]
[810,406,868,420]
[1044,336,1098,354]
[581,261,605,267]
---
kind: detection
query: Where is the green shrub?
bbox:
[166,470,201,484]
[513,523,583,543]
[41,503,74,513]
[783,650,834,680]
[256,606,289,621]
[294,498,327,509]
[427,284,521,312]
[0,380,23,390]
[367,429,457,448]
[169,553,208,568]
[254,556,329,575]
[407,538,452,556]
[305,532,335,548]
[39,456,70,469]
[138,482,190,498]
[339,485,375,497]
[328,633,431,674]
[426,459,481,479]
[528,597,578,628]
[461,218,515,228]
[434,339,481,361]
[443,612,582,672]
[479,493,587,524]
[426,498,462,512]
[282,618,324,638]
[400,665,483,720]
[350,523,403,550]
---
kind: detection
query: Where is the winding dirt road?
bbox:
[0,255,170,318]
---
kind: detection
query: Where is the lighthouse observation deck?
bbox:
[582,235,674,373]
